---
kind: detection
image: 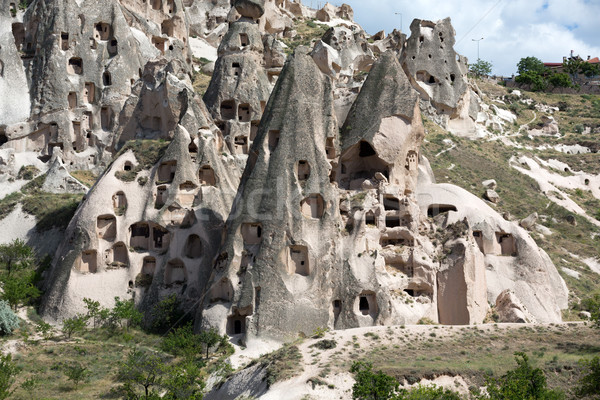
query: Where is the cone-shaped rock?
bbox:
[233,0,265,19]
[339,52,424,194]
[197,47,339,340]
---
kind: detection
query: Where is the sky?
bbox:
[318,0,600,76]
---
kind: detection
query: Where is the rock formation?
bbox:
[17,0,568,340]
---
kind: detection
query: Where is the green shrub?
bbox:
[17,166,40,180]
[397,384,463,399]
[310,339,337,350]
[576,356,600,398]
[351,361,399,400]
[0,301,19,335]
[0,354,17,399]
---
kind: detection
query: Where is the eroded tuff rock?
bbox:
[40,60,240,320]
[0,0,191,173]
[401,18,479,132]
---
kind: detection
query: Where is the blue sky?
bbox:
[326,0,600,76]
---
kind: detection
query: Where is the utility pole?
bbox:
[472,37,484,60]
[394,13,402,32]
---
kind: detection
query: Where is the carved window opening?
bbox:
[60,32,69,50]
[239,33,249,47]
[157,160,176,183]
[97,215,116,241]
[68,92,77,109]
[155,185,167,208]
[238,103,251,122]
[326,137,336,159]
[83,82,95,103]
[427,204,457,218]
[405,150,418,171]
[287,245,309,276]
[184,234,202,259]
[101,106,113,130]
[496,232,517,256]
[103,71,112,86]
[77,250,97,273]
[220,100,235,120]
[198,165,216,186]
[68,57,83,75]
[95,23,111,41]
[301,194,324,219]
[165,259,186,285]
[241,223,262,245]
[268,130,280,151]
[297,160,310,181]
[356,291,377,318]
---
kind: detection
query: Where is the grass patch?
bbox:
[113,140,169,182]
[281,19,329,55]
[70,170,98,188]
[249,342,304,387]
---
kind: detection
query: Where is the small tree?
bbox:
[582,293,600,328]
[548,72,572,88]
[161,323,203,358]
[576,356,600,398]
[62,314,88,339]
[0,354,18,400]
[517,56,546,75]
[117,349,166,400]
[64,362,88,389]
[35,320,54,341]
[0,301,19,336]
[351,361,399,400]
[470,59,493,78]
[199,328,223,360]
[0,239,34,277]
[162,360,205,400]
[83,298,101,329]
[111,297,142,331]
[480,352,564,399]
[1,272,41,310]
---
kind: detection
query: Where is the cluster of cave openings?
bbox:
[220,100,235,120]
[356,291,377,318]
[234,135,248,155]
[241,223,262,245]
[268,130,280,151]
[427,204,457,218]
[383,196,400,228]
[301,194,324,219]
[12,23,24,51]
[227,309,247,335]
[405,150,418,171]
[113,191,127,214]
[326,137,336,159]
[287,245,309,276]
[101,106,113,130]
[60,32,69,50]
[83,82,95,103]
[184,234,202,259]
[297,160,310,181]
[94,23,111,41]
[158,160,177,183]
[232,62,242,77]
[198,165,216,186]
[129,222,170,251]
[68,92,77,109]
[155,185,167,208]
[239,33,249,47]
[164,259,187,285]
[68,57,83,75]
[495,232,517,256]
[97,215,116,241]
[177,181,197,207]
[77,250,97,273]
[238,104,251,122]
[210,278,232,303]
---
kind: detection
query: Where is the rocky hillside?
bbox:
[0,0,599,397]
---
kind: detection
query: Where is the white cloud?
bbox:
[339,0,600,75]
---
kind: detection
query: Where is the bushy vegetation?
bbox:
[0,301,19,335]
[469,59,493,78]
[514,55,599,92]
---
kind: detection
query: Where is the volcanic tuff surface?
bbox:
[0,0,569,340]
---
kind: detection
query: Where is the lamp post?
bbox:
[472,37,484,60]
[394,12,402,32]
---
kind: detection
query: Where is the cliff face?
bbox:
[3,0,566,336]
